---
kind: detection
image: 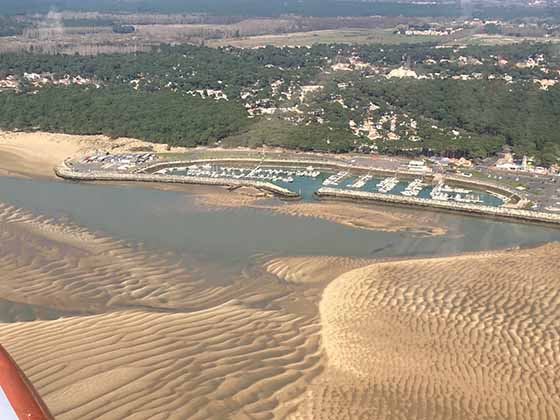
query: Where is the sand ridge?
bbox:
[291,243,560,420]
[196,193,448,236]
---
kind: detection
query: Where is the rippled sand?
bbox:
[0,202,326,419]
[0,307,322,420]
[292,244,560,420]
[1,198,559,419]
[264,256,376,285]
[1,133,559,419]
[272,202,448,237]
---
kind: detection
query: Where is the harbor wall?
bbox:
[54,164,300,199]
[315,187,560,226]
[138,158,523,204]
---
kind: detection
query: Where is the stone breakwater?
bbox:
[54,164,300,199]
[316,187,560,226]
[138,158,523,204]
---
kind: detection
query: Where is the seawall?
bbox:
[315,187,560,226]
[54,165,300,199]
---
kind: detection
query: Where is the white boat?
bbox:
[349,174,373,189]
[377,177,399,193]
[322,171,348,186]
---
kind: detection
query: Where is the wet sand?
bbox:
[0,201,323,419]
[197,191,448,236]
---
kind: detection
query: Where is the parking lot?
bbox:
[68,152,157,173]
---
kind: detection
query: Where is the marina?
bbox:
[68,157,508,208]
[147,163,504,207]
[430,182,485,204]
[155,164,321,184]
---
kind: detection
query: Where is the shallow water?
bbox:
[1,176,559,266]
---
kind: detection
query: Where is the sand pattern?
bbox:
[0,202,293,313]
[0,307,322,419]
[264,256,376,285]
[1,132,559,418]
[292,244,560,420]
[0,201,326,419]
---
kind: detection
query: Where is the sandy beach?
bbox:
[0,130,184,179]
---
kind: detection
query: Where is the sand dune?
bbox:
[292,243,560,419]
[0,305,322,420]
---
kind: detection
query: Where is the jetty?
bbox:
[315,187,560,226]
[54,164,300,199]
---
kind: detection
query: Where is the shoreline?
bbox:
[54,156,553,226]
[54,164,300,199]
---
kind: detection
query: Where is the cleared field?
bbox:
[463,33,560,45]
[208,28,441,48]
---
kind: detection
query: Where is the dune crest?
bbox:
[264,256,376,285]
[291,243,560,419]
